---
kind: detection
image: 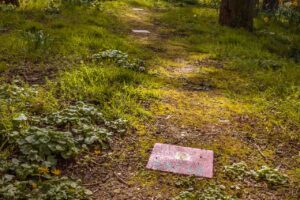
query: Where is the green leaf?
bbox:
[25,135,35,143]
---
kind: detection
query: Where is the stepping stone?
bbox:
[147,143,214,178]
[132,8,144,11]
[132,29,150,34]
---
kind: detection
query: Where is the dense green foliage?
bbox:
[0,83,126,198]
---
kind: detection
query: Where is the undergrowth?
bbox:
[0,82,127,199]
[172,184,236,200]
[224,162,288,186]
[173,162,288,199]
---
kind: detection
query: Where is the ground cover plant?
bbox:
[0,0,299,199]
[0,82,127,199]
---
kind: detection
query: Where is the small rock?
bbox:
[132,30,150,34]
[165,115,172,119]
[219,119,230,124]
[132,8,144,11]
[113,189,121,194]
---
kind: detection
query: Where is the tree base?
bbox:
[219,0,256,31]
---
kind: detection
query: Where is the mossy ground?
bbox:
[0,0,299,199]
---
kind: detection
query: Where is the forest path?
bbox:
[66,5,290,200]
[82,6,228,199]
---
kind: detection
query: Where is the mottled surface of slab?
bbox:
[147,143,214,178]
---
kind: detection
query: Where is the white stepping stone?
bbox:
[132,29,150,34]
[132,8,144,11]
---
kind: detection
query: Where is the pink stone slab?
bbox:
[146,143,214,178]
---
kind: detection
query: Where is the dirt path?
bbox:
[67,7,212,199]
[66,6,296,200]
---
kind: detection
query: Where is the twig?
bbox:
[92,188,100,193]
[102,174,110,183]
[254,143,268,161]
[113,171,129,186]
[254,143,290,168]
[83,181,102,186]
[83,173,110,187]
[90,160,102,166]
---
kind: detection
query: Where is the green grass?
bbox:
[57,64,161,120]
[0,0,159,121]
[0,0,139,63]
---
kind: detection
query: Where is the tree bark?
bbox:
[262,0,279,11]
[0,0,19,6]
[219,0,256,31]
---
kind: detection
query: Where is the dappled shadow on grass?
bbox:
[125,8,300,195]
[141,5,300,128]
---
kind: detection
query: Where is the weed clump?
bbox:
[22,28,52,54]
[224,162,288,186]
[198,185,236,200]
[92,49,146,72]
[172,184,236,200]
[0,175,91,200]
[251,166,288,186]
[172,191,196,200]
[0,82,127,199]
[224,161,249,180]
[10,101,126,167]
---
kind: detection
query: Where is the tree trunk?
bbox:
[262,0,279,11]
[219,0,256,31]
[0,0,19,6]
